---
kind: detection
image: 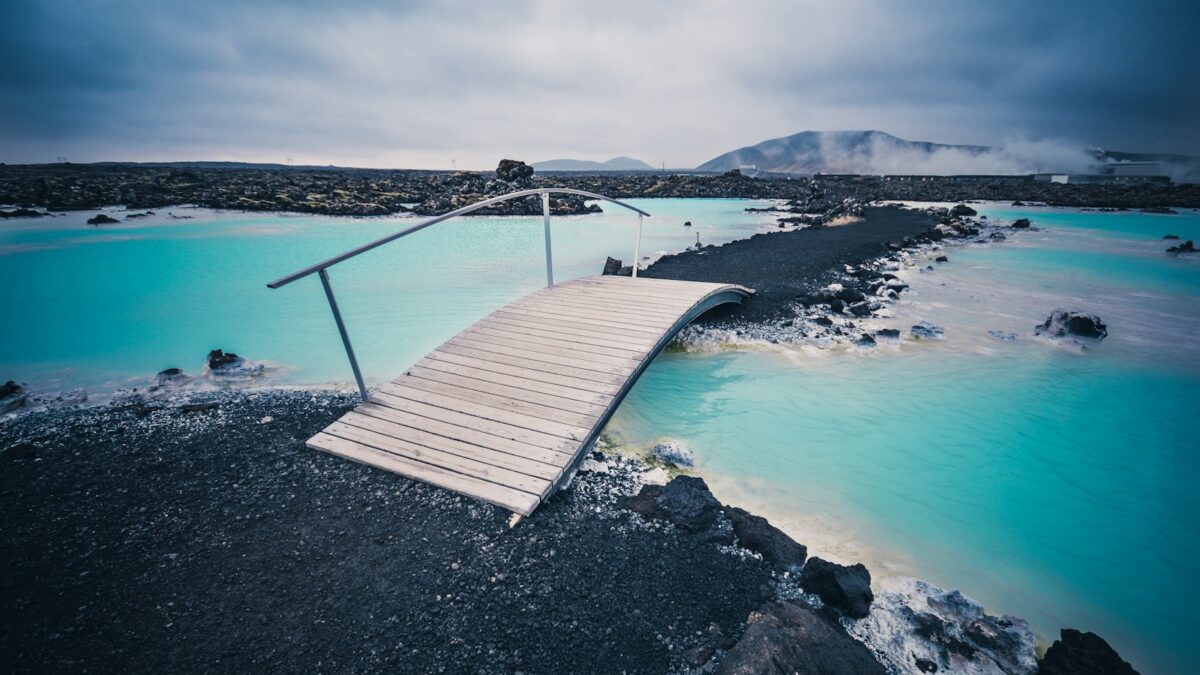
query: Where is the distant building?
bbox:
[1033,172,1170,184]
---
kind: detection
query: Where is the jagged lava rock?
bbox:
[495,158,534,182]
[950,204,977,217]
[601,256,623,275]
[1038,629,1140,675]
[1012,218,1031,228]
[800,557,874,618]
[910,321,945,340]
[724,506,807,569]
[621,475,727,538]
[86,214,120,225]
[1035,310,1107,340]
[1,380,29,413]
[716,600,887,675]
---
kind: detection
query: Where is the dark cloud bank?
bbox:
[2,0,1198,169]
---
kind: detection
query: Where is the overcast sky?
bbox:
[2,0,1198,169]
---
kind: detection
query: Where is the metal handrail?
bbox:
[267,187,652,401]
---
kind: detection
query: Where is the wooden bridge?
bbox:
[268,190,750,519]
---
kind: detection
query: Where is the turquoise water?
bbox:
[611,205,1200,675]
[3,201,1198,673]
[0,200,777,391]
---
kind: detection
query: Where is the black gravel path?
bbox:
[0,391,776,673]
[643,206,939,322]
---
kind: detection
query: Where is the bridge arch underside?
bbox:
[307,276,752,516]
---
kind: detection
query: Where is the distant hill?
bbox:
[697,130,996,174]
[533,156,655,171]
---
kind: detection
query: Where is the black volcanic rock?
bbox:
[715,601,886,675]
[621,476,728,538]
[86,213,120,225]
[1012,218,1031,228]
[1167,239,1195,253]
[602,256,623,275]
[1038,629,1140,675]
[800,557,874,618]
[1036,310,1107,340]
[495,159,534,182]
[724,506,807,569]
[950,204,977,216]
[1,380,28,413]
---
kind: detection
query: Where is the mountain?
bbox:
[533,156,655,171]
[696,130,998,175]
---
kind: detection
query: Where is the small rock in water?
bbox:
[910,321,945,340]
[1,380,29,413]
[650,439,694,468]
[799,557,874,618]
[935,255,949,263]
[1035,309,1107,340]
[86,213,120,225]
[1166,239,1196,254]
[987,330,1017,341]
[155,367,192,387]
[875,328,901,340]
[1161,234,1180,240]
[1012,218,1031,228]
[950,204,977,217]
[205,349,265,378]
[601,256,623,275]
[1039,628,1141,675]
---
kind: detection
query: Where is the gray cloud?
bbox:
[2,0,1198,168]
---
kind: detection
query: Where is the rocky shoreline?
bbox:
[2,161,1198,219]
[0,388,1139,674]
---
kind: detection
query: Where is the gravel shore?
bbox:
[0,391,777,673]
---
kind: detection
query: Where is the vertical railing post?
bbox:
[631,213,643,278]
[318,268,369,402]
[541,191,554,287]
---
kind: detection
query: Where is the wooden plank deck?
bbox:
[306,275,751,516]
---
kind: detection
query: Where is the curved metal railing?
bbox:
[266,188,652,400]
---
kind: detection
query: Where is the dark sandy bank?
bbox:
[642,206,939,322]
[0,391,781,672]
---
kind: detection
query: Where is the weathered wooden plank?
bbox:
[474,318,652,354]
[366,392,581,448]
[438,342,629,384]
[351,405,576,461]
[501,302,677,333]
[420,351,622,397]
[381,377,595,428]
[520,294,687,320]
[408,361,613,407]
[326,420,557,489]
[543,284,703,306]
[487,311,663,347]
[453,332,639,370]
[308,432,541,515]
[494,307,669,337]
[375,384,591,440]
[462,325,646,361]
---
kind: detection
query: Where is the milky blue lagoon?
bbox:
[2,201,1198,673]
